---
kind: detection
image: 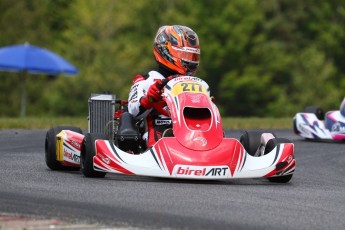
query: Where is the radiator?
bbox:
[88,94,115,139]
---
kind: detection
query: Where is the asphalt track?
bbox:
[0,129,344,230]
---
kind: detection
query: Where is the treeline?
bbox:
[0,0,344,117]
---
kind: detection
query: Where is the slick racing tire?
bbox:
[264,137,292,155]
[81,133,107,178]
[240,130,263,156]
[240,130,276,156]
[266,138,293,183]
[303,106,324,120]
[268,174,293,183]
[45,126,83,170]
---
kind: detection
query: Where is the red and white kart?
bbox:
[45,76,295,183]
[293,98,345,142]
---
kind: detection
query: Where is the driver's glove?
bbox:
[140,79,163,109]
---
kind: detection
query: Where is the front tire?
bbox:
[264,137,292,154]
[81,133,107,178]
[45,126,82,170]
[240,130,264,156]
[268,174,293,183]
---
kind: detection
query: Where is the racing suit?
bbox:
[128,70,172,147]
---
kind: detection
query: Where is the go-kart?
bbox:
[293,98,345,142]
[45,76,295,183]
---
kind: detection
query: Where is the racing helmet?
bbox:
[340,97,345,117]
[153,25,200,76]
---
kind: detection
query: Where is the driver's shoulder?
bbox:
[147,70,165,81]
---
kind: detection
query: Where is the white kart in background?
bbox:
[293,97,345,142]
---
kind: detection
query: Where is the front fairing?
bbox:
[163,77,223,150]
[93,137,295,180]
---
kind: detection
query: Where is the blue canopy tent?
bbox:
[0,43,78,117]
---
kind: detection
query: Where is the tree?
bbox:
[0,0,344,117]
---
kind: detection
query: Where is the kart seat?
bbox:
[115,112,141,153]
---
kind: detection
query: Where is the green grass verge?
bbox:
[0,117,293,130]
[222,117,292,129]
[0,117,89,130]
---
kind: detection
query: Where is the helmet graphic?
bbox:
[153,25,200,76]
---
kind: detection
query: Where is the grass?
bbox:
[0,116,293,130]
[221,117,292,129]
[0,117,89,130]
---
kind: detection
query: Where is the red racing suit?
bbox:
[128,71,211,147]
[128,70,172,147]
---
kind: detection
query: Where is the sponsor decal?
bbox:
[155,119,172,125]
[173,165,229,177]
[98,152,110,165]
[192,137,207,146]
[173,76,203,83]
[63,148,80,163]
[71,140,80,149]
[171,46,200,54]
[129,91,138,101]
[131,84,139,90]
[189,94,202,103]
[331,122,345,132]
[189,77,203,82]
[287,155,293,163]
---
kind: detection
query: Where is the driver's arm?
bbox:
[128,75,152,120]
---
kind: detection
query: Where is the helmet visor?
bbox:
[171,46,200,62]
[182,60,199,73]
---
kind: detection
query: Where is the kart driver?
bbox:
[128,25,204,147]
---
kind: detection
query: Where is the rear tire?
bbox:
[45,126,82,170]
[303,106,324,120]
[81,133,107,178]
